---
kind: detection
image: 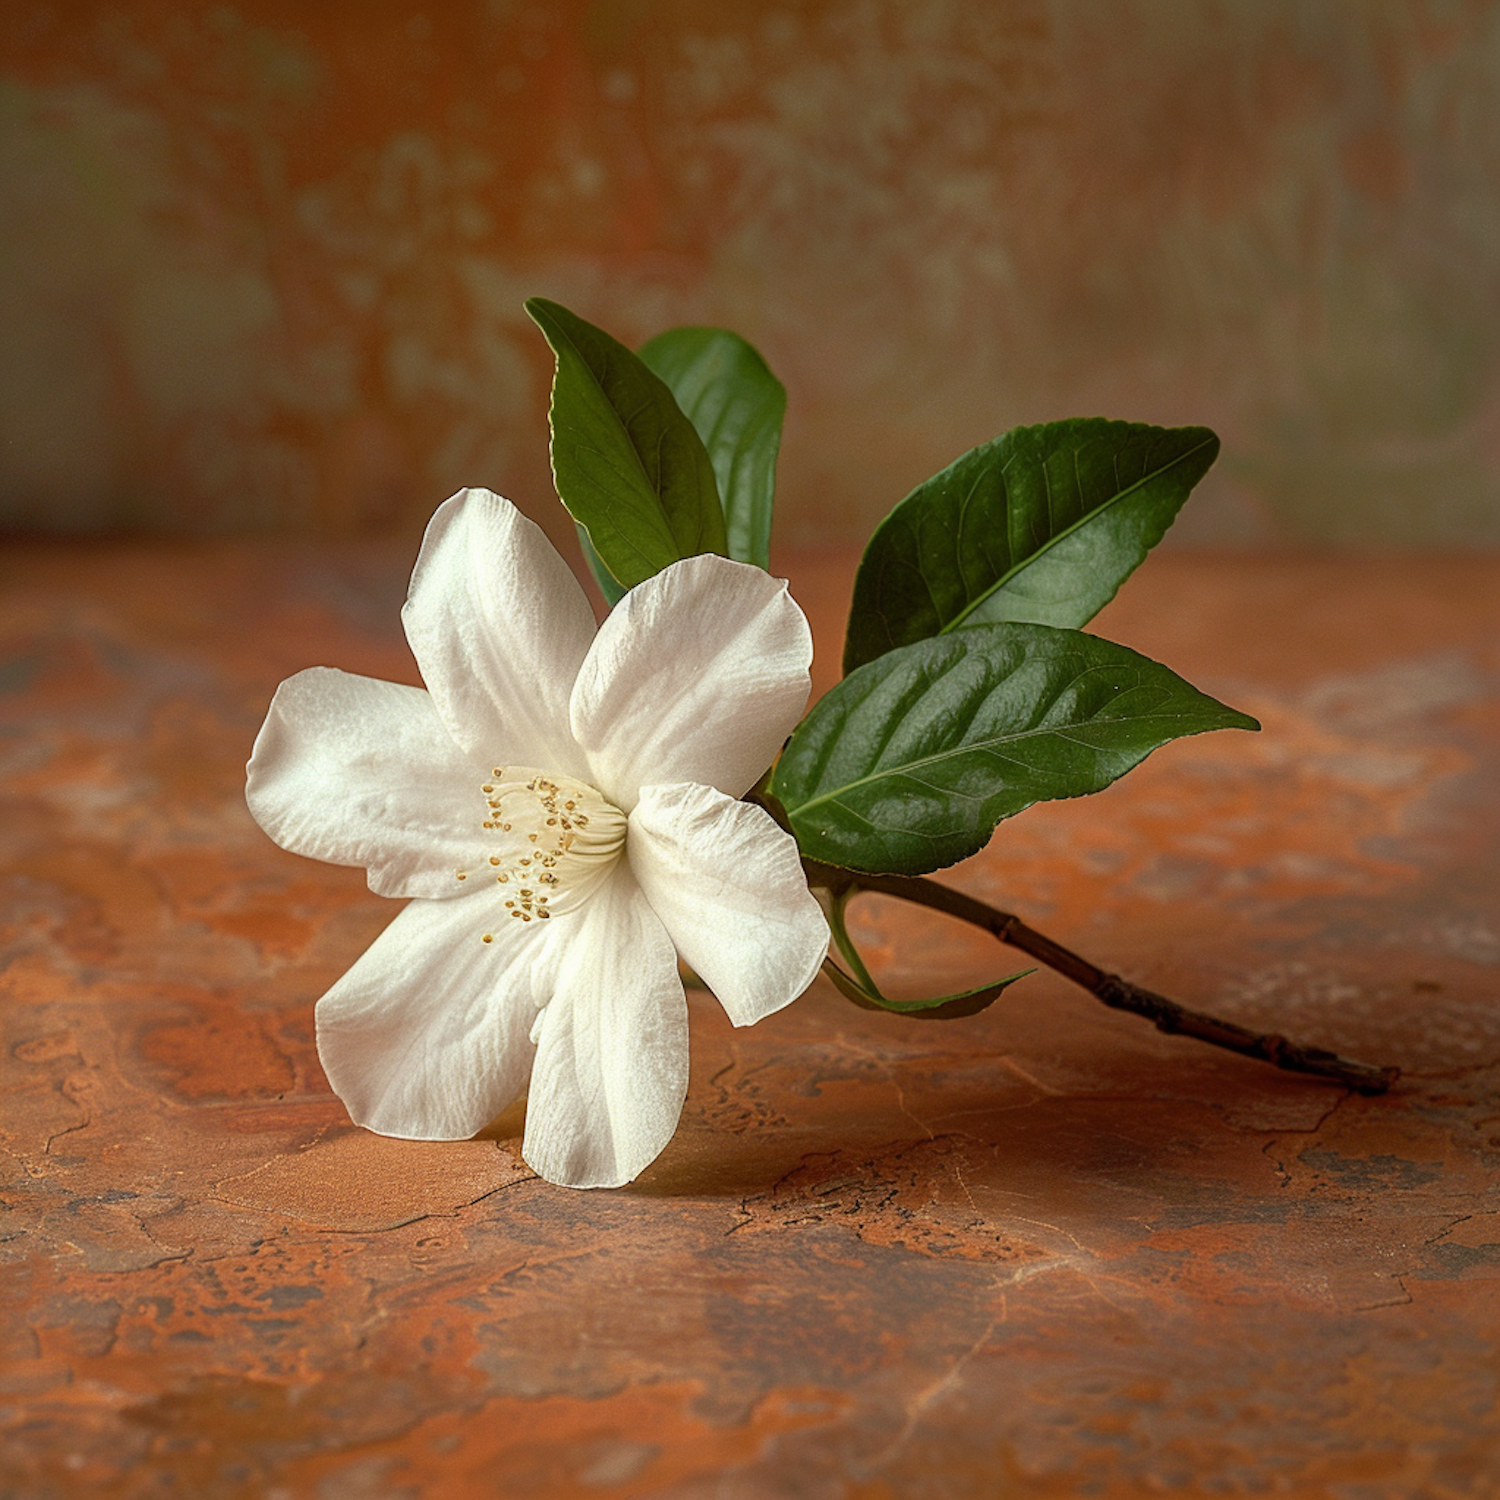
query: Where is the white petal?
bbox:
[402,488,597,778]
[247,667,481,900]
[629,782,828,1027]
[316,897,554,1140]
[569,554,812,810]
[522,864,688,1188]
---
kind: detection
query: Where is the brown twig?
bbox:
[802,859,1399,1095]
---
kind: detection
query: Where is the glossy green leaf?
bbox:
[639,327,785,570]
[774,622,1259,875]
[524,298,727,591]
[821,957,1035,1019]
[843,419,1220,674]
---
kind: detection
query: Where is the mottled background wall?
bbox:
[5,0,1500,552]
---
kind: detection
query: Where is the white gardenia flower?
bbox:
[246,488,830,1188]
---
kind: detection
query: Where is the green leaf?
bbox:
[843,419,1220,674]
[576,523,628,606]
[639,327,785,570]
[821,957,1035,1019]
[524,298,727,591]
[817,883,1032,1018]
[774,622,1259,876]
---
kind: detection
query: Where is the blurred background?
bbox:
[5,0,1500,555]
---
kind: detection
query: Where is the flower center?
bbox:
[455,767,626,938]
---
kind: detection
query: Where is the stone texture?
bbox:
[2,543,1499,1497]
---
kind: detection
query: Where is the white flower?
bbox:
[246,488,829,1188]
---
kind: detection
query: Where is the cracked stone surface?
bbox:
[2,544,1499,1498]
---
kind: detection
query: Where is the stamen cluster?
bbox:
[455,767,626,940]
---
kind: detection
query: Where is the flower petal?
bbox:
[247,667,482,900]
[629,782,828,1027]
[316,897,553,1140]
[522,864,688,1188]
[569,554,812,809]
[402,488,597,778]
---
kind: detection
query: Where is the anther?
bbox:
[474,768,625,924]
[482,933,493,943]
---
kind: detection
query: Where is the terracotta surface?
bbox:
[3,543,1499,1498]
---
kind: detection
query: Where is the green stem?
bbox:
[803,859,1398,1096]
[823,885,882,996]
